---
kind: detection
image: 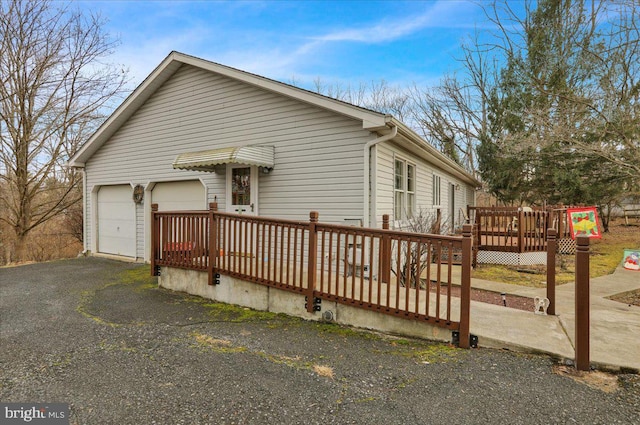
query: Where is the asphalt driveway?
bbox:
[1,258,638,424]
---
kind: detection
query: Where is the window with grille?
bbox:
[394,158,416,221]
[433,174,441,207]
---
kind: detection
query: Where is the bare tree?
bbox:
[410,31,501,176]
[409,79,480,173]
[391,207,449,288]
[0,0,128,261]
[364,80,411,122]
[306,73,482,169]
[468,0,639,207]
[310,76,410,118]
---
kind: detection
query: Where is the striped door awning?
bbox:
[173,145,274,172]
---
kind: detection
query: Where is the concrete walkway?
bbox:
[469,266,640,372]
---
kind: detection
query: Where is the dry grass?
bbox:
[553,365,619,393]
[191,332,247,353]
[193,334,232,347]
[1,215,82,266]
[472,218,640,288]
[313,364,335,379]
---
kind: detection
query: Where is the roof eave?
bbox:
[175,52,388,130]
[389,118,480,187]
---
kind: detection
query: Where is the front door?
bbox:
[227,165,258,215]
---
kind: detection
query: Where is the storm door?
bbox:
[227,165,258,215]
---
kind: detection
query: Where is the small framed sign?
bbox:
[567,207,602,239]
[623,249,640,271]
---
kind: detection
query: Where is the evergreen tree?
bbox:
[475,0,637,216]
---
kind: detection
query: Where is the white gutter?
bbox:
[363,124,398,227]
[393,120,480,187]
[80,168,89,255]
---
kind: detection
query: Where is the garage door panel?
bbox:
[152,181,205,211]
[97,185,136,257]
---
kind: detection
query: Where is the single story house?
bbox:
[69,51,480,262]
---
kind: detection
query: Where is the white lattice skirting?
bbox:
[558,238,576,255]
[477,250,548,266]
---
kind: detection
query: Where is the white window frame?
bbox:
[407,163,415,218]
[432,174,442,207]
[393,156,416,222]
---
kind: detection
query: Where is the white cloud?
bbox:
[100,0,486,90]
[110,25,216,86]
[241,0,484,81]
[311,0,481,44]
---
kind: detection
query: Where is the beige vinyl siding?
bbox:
[438,174,470,232]
[415,160,432,210]
[374,144,394,224]
[466,186,476,208]
[375,142,473,232]
[84,64,370,257]
[260,131,366,222]
[376,143,438,227]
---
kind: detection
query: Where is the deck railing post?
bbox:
[381,214,391,284]
[575,235,590,371]
[208,202,218,286]
[546,228,557,315]
[151,204,159,276]
[459,224,473,348]
[517,209,525,253]
[306,211,319,313]
[474,209,481,251]
[540,208,558,249]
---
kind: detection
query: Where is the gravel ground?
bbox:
[1,258,638,425]
[608,288,640,307]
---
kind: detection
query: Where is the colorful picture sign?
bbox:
[567,207,602,239]
[623,250,640,271]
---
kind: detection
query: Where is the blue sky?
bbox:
[78,0,494,91]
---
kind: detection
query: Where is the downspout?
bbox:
[363,125,398,228]
[80,168,88,255]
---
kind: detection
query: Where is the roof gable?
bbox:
[69,51,389,167]
[69,51,478,186]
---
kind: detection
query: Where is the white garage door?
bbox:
[152,180,206,211]
[97,185,136,257]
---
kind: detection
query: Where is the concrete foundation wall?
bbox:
[159,266,453,343]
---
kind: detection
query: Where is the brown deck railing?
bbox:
[151,203,473,348]
[313,217,472,332]
[467,206,571,253]
[212,211,312,293]
[151,207,210,272]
